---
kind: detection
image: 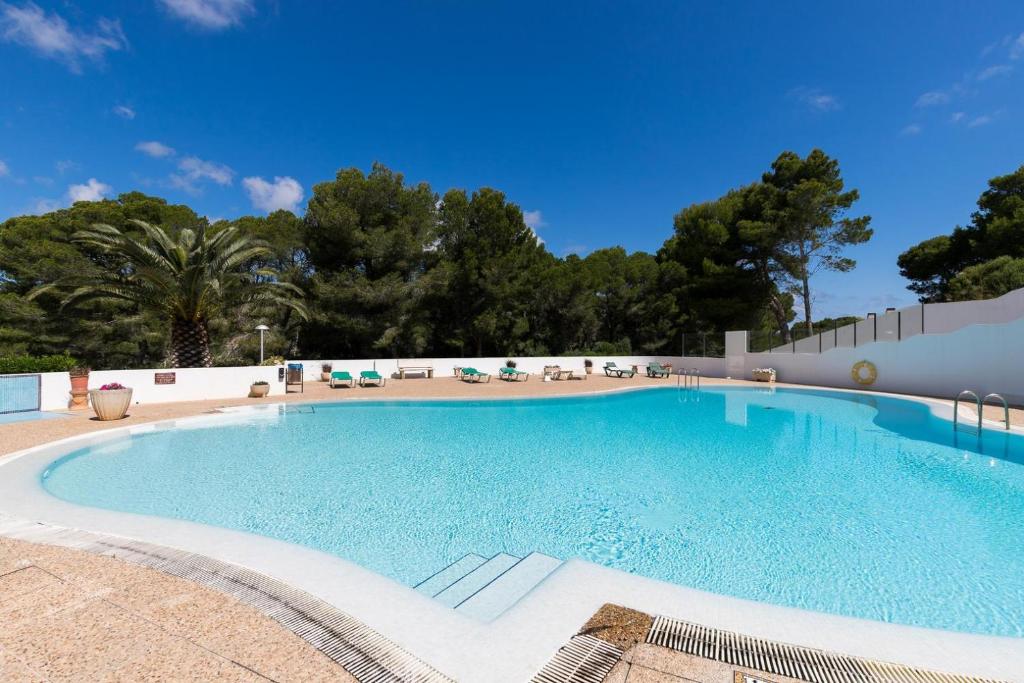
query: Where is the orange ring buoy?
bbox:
[851,360,877,386]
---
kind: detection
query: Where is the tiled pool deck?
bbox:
[1,374,1020,682]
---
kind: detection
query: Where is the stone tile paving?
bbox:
[0,536,355,682]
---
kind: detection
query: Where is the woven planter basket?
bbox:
[89,388,133,421]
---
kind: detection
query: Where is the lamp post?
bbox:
[255,324,269,364]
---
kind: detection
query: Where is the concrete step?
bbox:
[432,553,520,608]
[413,553,487,597]
[454,552,563,621]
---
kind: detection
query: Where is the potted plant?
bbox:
[752,367,776,383]
[321,362,332,381]
[584,359,593,375]
[88,382,133,420]
[506,359,517,368]
[68,366,90,410]
[250,380,270,397]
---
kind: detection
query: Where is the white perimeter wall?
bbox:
[745,317,1024,403]
[36,355,728,411]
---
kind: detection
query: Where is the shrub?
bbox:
[0,353,80,374]
[260,355,285,366]
[506,359,517,368]
[98,382,128,391]
[321,362,333,372]
[252,380,269,386]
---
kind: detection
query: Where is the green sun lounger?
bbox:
[461,367,491,383]
[359,370,386,387]
[647,362,671,378]
[329,370,354,387]
[499,367,529,381]
[603,362,635,378]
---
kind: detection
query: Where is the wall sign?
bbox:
[154,372,176,385]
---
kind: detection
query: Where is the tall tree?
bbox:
[33,220,306,367]
[898,164,1024,302]
[761,150,872,335]
[302,164,439,358]
[434,187,547,356]
[0,193,207,367]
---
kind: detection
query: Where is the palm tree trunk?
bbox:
[169,319,213,368]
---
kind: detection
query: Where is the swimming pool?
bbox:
[39,386,1024,637]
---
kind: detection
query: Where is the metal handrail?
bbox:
[676,368,701,389]
[953,390,981,432]
[982,393,1011,431]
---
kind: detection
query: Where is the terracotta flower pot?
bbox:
[88,388,133,420]
[250,383,270,397]
[69,371,90,410]
[321,372,331,382]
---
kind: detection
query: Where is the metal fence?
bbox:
[680,332,726,358]
[0,374,41,414]
[749,307,927,354]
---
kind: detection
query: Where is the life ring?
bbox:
[851,360,877,386]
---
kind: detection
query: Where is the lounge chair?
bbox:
[603,362,635,378]
[359,370,386,387]
[329,370,354,387]
[461,367,491,383]
[499,367,529,381]
[647,362,671,378]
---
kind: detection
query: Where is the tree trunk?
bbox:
[799,242,813,336]
[768,293,792,344]
[169,319,213,368]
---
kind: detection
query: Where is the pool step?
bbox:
[433,552,521,607]
[454,552,562,621]
[413,552,488,597]
[416,551,563,621]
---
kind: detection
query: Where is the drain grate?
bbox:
[0,516,452,683]
[647,615,1005,683]
[531,634,624,683]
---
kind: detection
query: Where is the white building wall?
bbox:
[746,317,1024,403]
[35,356,728,411]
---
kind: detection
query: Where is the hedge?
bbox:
[0,354,80,374]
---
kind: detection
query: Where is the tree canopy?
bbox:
[898,164,1024,302]
[0,153,877,369]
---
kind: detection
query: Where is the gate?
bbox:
[0,374,42,414]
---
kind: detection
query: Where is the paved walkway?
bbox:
[0,535,355,682]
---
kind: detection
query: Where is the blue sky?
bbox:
[1,1,1023,318]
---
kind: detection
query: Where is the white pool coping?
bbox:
[1,386,1022,682]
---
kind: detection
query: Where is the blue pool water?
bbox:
[41,387,1024,637]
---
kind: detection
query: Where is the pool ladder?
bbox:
[676,368,700,389]
[953,390,1010,432]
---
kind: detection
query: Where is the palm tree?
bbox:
[35,220,307,367]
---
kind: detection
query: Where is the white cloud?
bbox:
[31,197,61,214]
[967,114,993,128]
[242,176,304,213]
[0,1,127,72]
[112,104,135,119]
[523,209,546,229]
[915,91,949,107]
[170,155,234,193]
[135,140,176,158]
[158,0,254,30]
[950,111,966,123]
[901,123,922,136]
[68,177,111,202]
[791,87,840,112]
[0,159,9,177]
[977,64,1013,81]
[1010,32,1024,60]
[55,159,76,174]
